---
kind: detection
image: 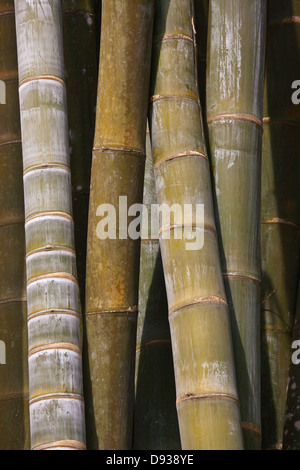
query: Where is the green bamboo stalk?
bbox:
[14,0,86,450]
[260,0,300,450]
[85,0,154,449]
[149,0,244,450]
[0,0,30,449]
[206,0,267,449]
[283,276,300,449]
[62,0,97,309]
[133,127,181,450]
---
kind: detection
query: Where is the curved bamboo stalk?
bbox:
[260,0,300,450]
[133,127,181,450]
[14,0,86,450]
[85,0,154,449]
[149,0,243,450]
[0,0,30,449]
[206,0,267,449]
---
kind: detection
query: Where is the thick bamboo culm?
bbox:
[85,0,154,449]
[14,0,86,450]
[149,0,244,450]
[134,127,181,450]
[0,0,30,449]
[260,0,300,450]
[206,0,267,449]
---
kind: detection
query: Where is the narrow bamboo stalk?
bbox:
[260,0,300,450]
[14,0,86,450]
[0,0,30,449]
[283,277,300,449]
[85,0,154,449]
[206,0,267,449]
[194,0,209,119]
[62,0,97,309]
[133,127,181,450]
[149,0,244,450]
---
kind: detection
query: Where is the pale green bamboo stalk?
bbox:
[0,0,30,449]
[206,0,267,449]
[85,0,154,449]
[260,0,300,450]
[149,0,244,450]
[14,0,86,450]
[134,127,181,450]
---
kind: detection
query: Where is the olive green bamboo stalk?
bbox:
[85,0,154,449]
[149,0,244,450]
[14,0,86,450]
[206,0,267,449]
[133,127,181,450]
[282,276,300,449]
[62,0,97,309]
[260,0,300,450]
[0,0,29,449]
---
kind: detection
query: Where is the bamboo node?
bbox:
[28,342,81,357]
[32,440,86,451]
[86,306,138,315]
[153,150,208,169]
[19,75,65,88]
[169,296,228,317]
[241,421,262,438]
[207,113,262,128]
[176,392,240,407]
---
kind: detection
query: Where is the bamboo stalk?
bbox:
[149,0,244,450]
[194,0,209,120]
[0,0,30,449]
[283,277,300,449]
[133,127,181,450]
[206,0,267,449]
[14,0,86,450]
[260,0,300,450]
[85,0,154,449]
[62,0,97,309]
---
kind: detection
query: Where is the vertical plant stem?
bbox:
[0,0,30,449]
[260,0,300,450]
[133,127,181,450]
[149,0,244,450]
[85,0,154,449]
[206,0,267,449]
[62,0,98,309]
[14,0,86,450]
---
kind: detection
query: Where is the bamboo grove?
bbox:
[0,0,299,451]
